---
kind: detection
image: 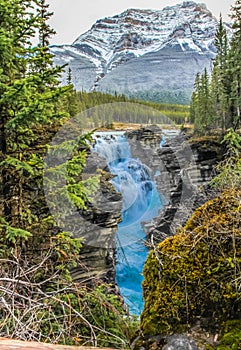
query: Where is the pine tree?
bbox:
[35,0,56,74]
[200,68,213,132]
[38,0,55,48]
[0,0,38,231]
[190,73,201,128]
[228,0,241,129]
[67,66,72,86]
[189,8,241,134]
[63,66,79,117]
[214,15,228,72]
[212,15,229,131]
[191,70,213,133]
[0,0,70,243]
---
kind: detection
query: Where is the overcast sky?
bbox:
[47,0,234,45]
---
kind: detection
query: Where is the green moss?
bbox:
[141,189,241,337]
[216,320,241,350]
[205,345,215,350]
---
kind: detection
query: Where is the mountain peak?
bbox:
[50,1,232,103]
[70,1,222,66]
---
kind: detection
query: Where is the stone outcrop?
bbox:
[146,134,222,242]
[126,125,163,155]
[126,127,223,242]
[127,128,224,350]
[132,328,220,350]
[70,152,122,285]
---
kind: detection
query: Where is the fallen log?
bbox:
[0,338,116,350]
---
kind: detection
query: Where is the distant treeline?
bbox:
[65,89,190,128]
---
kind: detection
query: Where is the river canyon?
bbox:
[90,126,221,318]
[93,131,165,315]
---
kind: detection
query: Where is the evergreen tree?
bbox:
[38,0,55,48]
[214,15,229,72]
[200,68,213,132]
[63,66,79,117]
[0,0,75,247]
[212,15,229,131]
[228,0,241,129]
[189,5,241,133]
[190,73,201,127]
[34,0,56,74]
[0,0,39,230]
[191,70,213,133]
[67,66,72,86]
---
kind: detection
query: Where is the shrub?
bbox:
[141,189,241,336]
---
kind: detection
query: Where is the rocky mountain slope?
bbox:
[51,1,232,103]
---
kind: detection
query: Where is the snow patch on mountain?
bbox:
[50,1,232,102]
[68,1,229,71]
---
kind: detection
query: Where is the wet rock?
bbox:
[70,152,122,285]
[162,335,198,350]
[125,128,223,242]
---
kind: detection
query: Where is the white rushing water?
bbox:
[93,132,164,315]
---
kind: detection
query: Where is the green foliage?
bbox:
[141,189,241,337]
[217,320,241,350]
[0,156,34,174]
[127,89,191,105]
[190,5,241,133]
[51,231,82,264]
[75,285,138,348]
[222,128,241,155]
[0,1,135,348]
[211,128,241,190]
[191,69,215,133]
[0,217,32,253]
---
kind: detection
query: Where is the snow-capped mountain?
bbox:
[51,1,232,103]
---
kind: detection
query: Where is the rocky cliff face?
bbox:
[70,152,122,285]
[126,127,222,242]
[148,135,222,241]
[77,128,222,287]
[50,1,232,103]
[128,128,224,350]
[126,125,163,169]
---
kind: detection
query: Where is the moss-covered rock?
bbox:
[141,189,241,337]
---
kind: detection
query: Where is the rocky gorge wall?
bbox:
[126,126,225,350]
[70,151,122,285]
[126,126,222,244]
[71,127,222,310]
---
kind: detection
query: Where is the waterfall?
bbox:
[93,132,164,315]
